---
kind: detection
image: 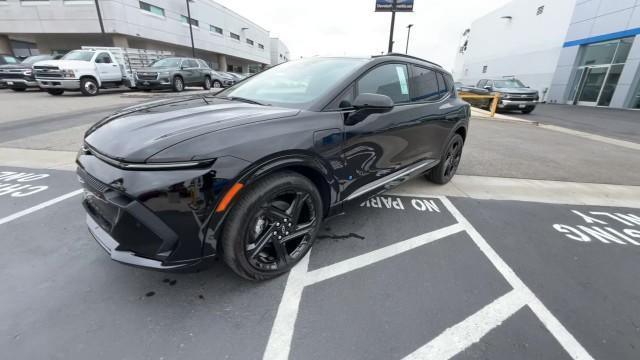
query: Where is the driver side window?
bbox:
[357,64,410,104]
[95,53,112,64]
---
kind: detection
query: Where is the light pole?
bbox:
[186,0,196,57]
[405,24,413,54]
[94,0,105,34]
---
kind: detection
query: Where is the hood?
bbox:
[84,97,300,163]
[34,59,94,69]
[136,66,175,73]
[0,64,31,70]
[495,87,537,95]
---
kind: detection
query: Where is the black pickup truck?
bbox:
[0,55,59,91]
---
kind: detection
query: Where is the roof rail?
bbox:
[372,53,443,68]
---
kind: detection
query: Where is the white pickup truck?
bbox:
[35,46,172,96]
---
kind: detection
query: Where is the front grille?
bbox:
[77,167,110,193]
[35,70,62,78]
[136,72,158,81]
[34,65,59,70]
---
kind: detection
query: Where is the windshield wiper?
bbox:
[217,96,270,106]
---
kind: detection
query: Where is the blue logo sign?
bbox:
[375,0,414,12]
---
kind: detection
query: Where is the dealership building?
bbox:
[0,0,289,72]
[454,0,640,109]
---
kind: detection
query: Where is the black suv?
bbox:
[135,57,225,92]
[78,54,470,280]
[0,55,59,91]
[477,78,539,114]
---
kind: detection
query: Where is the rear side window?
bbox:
[410,66,440,102]
[183,59,198,68]
[197,59,210,69]
[95,53,112,64]
[444,73,456,96]
[436,72,449,98]
[477,79,487,87]
[357,63,410,104]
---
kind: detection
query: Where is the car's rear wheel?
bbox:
[212,80,222,89]
[221,171,323,281]
[427,134,464,185]
[47,89,65,96]
[203,76,212,90]
[172,76,184,92]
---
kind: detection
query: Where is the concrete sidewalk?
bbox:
[507,103,640,143]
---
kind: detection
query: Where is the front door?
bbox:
[94,52,122,82]
[575,66,609,106]
[341,62,445,202]
[181,59,200,85]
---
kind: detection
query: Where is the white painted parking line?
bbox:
[0,189,82,226]
[304,223,464,286]
[263,251,311,360]
[438,196,594,360]
[538,124,640,152]
[264,195,596,360]
[403,290,527,360]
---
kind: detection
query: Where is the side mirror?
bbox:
[484,86,492,90]
[345,93,394,126]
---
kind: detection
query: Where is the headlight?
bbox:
[501,93,511,99]
[61,69,76,78]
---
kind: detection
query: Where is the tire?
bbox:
[11,88,26,92]
[47,89,65,96]
[212,80,223,89]
[221,171,323,281]
[172,76,184,92]
[203,76,212,90]
[427,134,464,185]
[80,77,99,96]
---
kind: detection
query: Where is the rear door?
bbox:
[94,52,121,82]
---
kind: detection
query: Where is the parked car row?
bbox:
[0,47,247,96]
[455,77,539,114]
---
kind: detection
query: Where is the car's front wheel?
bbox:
[172,76,184,92]
[47,89,65,96]
[221,171,323,281]
[80,78,99,96]
[427,134,464,185]
[203,76,212,90]
[212,80,223,89]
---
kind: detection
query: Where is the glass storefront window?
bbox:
[633,83,640,109]
[579,40,618,66]
[613,38,634,64]
[597,65,624,107]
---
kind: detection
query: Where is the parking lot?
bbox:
[1,90,640,360]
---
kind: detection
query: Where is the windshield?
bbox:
[61,51,95,62]
[493,79,526,88]
[218,57,368,109]
[150,58,182,68]
[1,55,19,64]
[21,55,52,64]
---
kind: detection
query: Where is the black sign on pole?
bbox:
[376,0,414,12]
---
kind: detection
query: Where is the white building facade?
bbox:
[453,0,577,101]
[547,0,640,109]
[0,0,288,73]
[270,37,290,66]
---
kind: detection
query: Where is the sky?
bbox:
[215,0,512,71]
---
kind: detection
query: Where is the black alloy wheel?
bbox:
[427,134,464,185]
[221,172,323,280]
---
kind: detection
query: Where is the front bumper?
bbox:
[0,78,39,88]
[498,99,537,110]
[37,79,81,90]
[136,78,172,89]
[77,152,249,271]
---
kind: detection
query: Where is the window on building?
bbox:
[230,32,240,41]
[180,15,198,27]
[410,66,440,102]
[258,44,264,50]
[210,25,223,35]
[482,65,488,74]
[246,39,254,46]
[579,37,633,66]
[536,5,544,16]
[357,64,410,104]
[139,1,164,17]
